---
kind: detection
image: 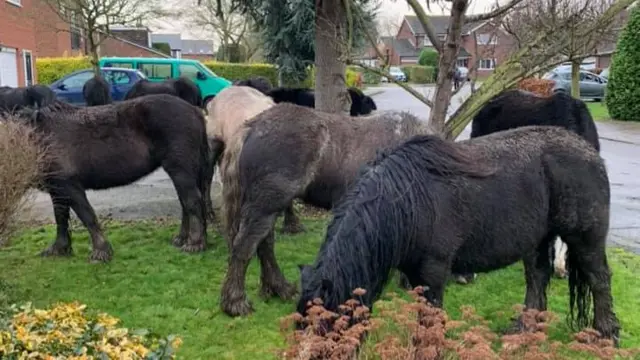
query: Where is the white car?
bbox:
[381,66,407,82]
[456,66,469,80]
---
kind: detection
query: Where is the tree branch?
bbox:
[405,0,443,53]
[465,0,526,23]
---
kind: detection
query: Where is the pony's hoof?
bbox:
[281,223,306,235]
[172,235,186,248]
[89,244,113,263]
[180,242,206,253]
[260,281,298,300]
[453,273,477,285]
[40,245,73,257]
[221,296,254,317]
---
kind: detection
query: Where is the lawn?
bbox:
[588,101,611,121]
[0,215,639,359]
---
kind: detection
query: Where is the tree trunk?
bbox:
[428,0,469,134]
[315,0,349,113]
[571,60,581,99]
[88,32,100,76]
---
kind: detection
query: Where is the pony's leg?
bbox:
[205,138,225,224]
[221,213,279,316]
[66,185,113,262]
[552,237,568,278]
[563,232,621,346]
[167,170,207,253]
[507,235,554,333]
[408,256,452,308]
[257,228,297,300]
[41,192,73,257]
[172,207,189,248]
[281,203,305,234]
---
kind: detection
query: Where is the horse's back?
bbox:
[206,86,275,140]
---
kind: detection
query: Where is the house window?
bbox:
[71,28,82,50]
[438,34,446,42]
[138,63,172,80]
[477,33,498,45]
[6,0,21,6]
[478,58,496,70]
[456,58,470,68]
[423,37,432,46]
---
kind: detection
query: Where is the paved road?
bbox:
[25,84,640,253]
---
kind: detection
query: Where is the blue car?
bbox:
[50,67,148,106]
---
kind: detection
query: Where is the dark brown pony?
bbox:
[218,103,434,316]
[124,77,204,109]
[14,95,210,262]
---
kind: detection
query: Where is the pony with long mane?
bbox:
[124,77,204,109]
[203,85,303,233]
[470,89,601,279]
[297,126,619,345]
[13,95,210,262]
[0,85,56,114]
[218,102,434,316]
[82,76,113,106]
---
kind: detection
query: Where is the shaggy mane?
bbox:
[300,135,495,311]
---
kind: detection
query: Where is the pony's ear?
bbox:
[321,279,333,293]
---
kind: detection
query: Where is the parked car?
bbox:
[98,57,231,105]
[542,68,607,101]
[50,67,148,106]
[600,67,610,80]
[381,66,407,82]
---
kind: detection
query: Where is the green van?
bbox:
[98,57,232,105]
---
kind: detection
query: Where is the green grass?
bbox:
[0,217,639,359]
[588,102,611,121]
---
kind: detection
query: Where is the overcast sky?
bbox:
[149,0,502,40]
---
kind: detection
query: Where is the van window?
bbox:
[179,64,201,80]
[138,63,172,80]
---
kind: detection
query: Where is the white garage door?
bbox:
[0,48,19,87]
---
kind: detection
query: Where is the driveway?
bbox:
[24,84,640,253]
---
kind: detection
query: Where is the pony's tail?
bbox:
[567,244,593,332]
[197,113,211,229]
[220,124,251,245]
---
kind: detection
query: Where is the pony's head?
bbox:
[296,264,335,315]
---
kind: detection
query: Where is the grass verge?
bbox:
[587,102,611,121]
[0,216,638,359]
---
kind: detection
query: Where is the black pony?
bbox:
[233,76,273,94]
[471,89,600,151]
[13,94,210,262]
[82,76,113,106]
[265,86,377,116]
[298,126,620,345]
[470,89,601,280]
[124,77,204,109]
[0,84,56,114]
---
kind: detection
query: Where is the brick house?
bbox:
[150,33,216,61]
[101,27,171,58]
[358,15,515,76]
[0,0,77,86]
[594,10,630,69]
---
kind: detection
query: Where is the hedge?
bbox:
[401,65,435,84]
[36,57,362,89]
[605,4,640,122]
[517,78,555,97]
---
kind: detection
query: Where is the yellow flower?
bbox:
[171,337,183,349]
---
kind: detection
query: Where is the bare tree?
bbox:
[502,0,620,98]
[41,0,167,75]
[178,0,257,62]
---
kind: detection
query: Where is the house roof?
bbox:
[150,33,182,50]
[182,39,214,55]
[404,15,486,35]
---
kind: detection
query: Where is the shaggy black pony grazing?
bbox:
[0,84,56,114]
[82,75,112,106]
[13,94,210,262]
[233,76,273,94]
[124,77,204,109]
[470,89,601,280]
[297,126,620,345]
[265,86,377,116]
